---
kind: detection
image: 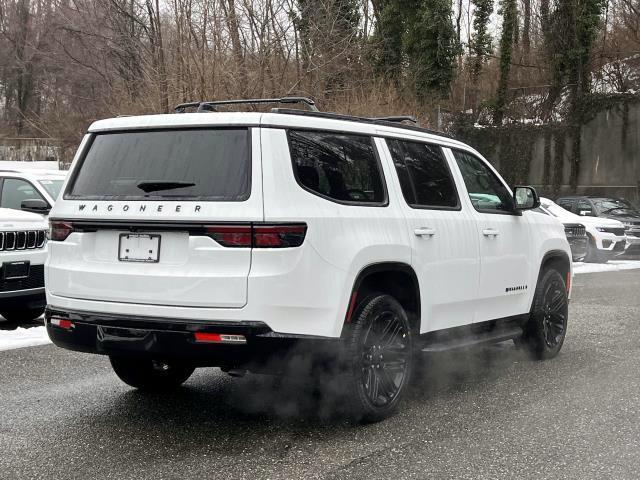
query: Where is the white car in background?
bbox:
[540,197,627,263]
[0,168,67,216]
[0,208,48,323]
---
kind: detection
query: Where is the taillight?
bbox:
[253,224,307,248]
[50,221,75,241]
[205,225,252,247]
[205,224,307,248]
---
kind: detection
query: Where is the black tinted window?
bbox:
[69,129,250,200]
[288,130,385,204]
[387,139,458,208]
[453,150,514,213]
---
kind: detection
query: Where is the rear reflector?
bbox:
[206,224,307,248]
[51,317,74,329]
[194,332,247,344]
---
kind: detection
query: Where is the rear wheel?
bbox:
[522,268,568,360]
[0,307,45,324]
[343,294,413,422]
[109,357,195,391]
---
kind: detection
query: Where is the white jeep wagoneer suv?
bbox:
[45,97,572,421]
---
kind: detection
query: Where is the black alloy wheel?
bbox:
[344,294,413,422]
[523,268,569,359]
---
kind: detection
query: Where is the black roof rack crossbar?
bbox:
[175,97,319,113]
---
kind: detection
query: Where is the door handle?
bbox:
[414,227,436,237]
[482,228,500,237]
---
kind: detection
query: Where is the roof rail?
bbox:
[270,108,451,139]
[174,97,319,113]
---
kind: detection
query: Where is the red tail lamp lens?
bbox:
[50,221,75,241]
[205,225,252,247]
[253,225,307,248]
[206,224,307,248]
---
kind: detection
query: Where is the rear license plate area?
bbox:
[2,261,30,280]
[118,234,161,263]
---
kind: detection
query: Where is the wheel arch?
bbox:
[538,249,571,291]
[341,262,421,338]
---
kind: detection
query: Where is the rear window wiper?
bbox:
[136,181,196,193]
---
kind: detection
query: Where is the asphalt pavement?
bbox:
[2,270,640,479]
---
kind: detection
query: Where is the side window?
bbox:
[557,199,574,212]
[387,139,459,208]
[288,130,386,204]
[576,200,595,216]
[1,178,45,210]
[452,150,515,213]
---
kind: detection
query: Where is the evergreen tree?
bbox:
[469,0,493,81]
[403,0,459,99]
[370,0,404,80]
[493,0,517,125]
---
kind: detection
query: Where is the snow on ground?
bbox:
[573,260,640,275]
[0,325,51,352]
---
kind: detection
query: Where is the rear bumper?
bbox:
[0,288,46,312]
[45,307,341,369]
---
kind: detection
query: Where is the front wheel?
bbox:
[109,357,195,391]
[522,268,569,360]
[343,294,413,423]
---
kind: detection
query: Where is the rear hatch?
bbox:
[47,123,263,308]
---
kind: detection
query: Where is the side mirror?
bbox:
[579,210,593,216]
[513,186,540,211]
[21,199,51,215]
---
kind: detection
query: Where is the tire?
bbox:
[584,237,608,263]
[109,357,195,391]
[522,268,569,360]
[0,307,45,323]
[343,294,413,423]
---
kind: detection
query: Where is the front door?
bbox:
[448,148,532,323]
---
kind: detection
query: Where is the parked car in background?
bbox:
[536,200,587,261]
[547,197,628,262]
[0,208,48,323]
[45,98,572,422]
[556,196,640,255]
[0,168,67,216]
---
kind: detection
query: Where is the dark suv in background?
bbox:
[556,196,640,253]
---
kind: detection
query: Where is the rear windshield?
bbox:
[67,128,251,200]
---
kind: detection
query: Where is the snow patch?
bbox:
[573,260,640,275]
[0,326,51,352]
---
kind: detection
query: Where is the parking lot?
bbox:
[1,268,639,479]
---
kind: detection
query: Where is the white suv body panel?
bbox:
[46,112,572,338]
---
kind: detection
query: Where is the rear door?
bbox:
[47,127,262,308]
[448,148,532,322]
[383,138,480,332]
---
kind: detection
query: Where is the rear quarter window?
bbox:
[288,130,387,205]
[67,128,251,201]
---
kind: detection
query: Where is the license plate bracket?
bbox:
[2,261,30,280]
[118,234,161,263]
